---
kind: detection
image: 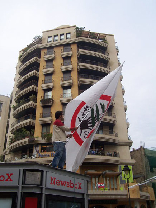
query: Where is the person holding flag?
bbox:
[51,111,78,169]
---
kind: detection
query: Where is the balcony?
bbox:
[19,57,40,75]
[40,96,53,106]
[94,131,118,143]
[60,76,73,87]
[78,49,109,62]
[103,113,116,124]
[44,51,55,61]
[11,114,36,133]
[42,65,55,75]
[61,64,73,72]
[41,79,54,90]
[39,112,52,125]
[78,62,110,74]
[13,99,37,118]
[85,149,120,164]
[79,74,101,85]
[61,51,72,58]
[60,93,72,104]
[16,70,39,88]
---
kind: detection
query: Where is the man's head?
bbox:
[55,111,63,120]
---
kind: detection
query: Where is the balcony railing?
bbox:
[22,52,40,64]
[61,76,72,81]
[78,45,108,55]
[19,66,39,76]
[13,96,37,111]
[79,74,102,81]
[11,114,36,128]
[40,97,53,106]
[88,149,119,157]
[40,112,52,118]
[79,59,108,68]
[15,80,38,96]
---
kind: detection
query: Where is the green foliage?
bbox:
[89,32,97,39]
[76,27,85,37]
[0,155,4,162]
[42,132,52,143]
[29,95,37,102]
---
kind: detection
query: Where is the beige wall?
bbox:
[0,95,10,155]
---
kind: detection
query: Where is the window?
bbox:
[42,107,51,118]
[62,104,67,114]
[109,126,113,134]
[66,33,71,39]
[96,124,103,134]
[41,144,53,152]
[44,90,52,99]
[63,57,71,66]
[47,47,54,55]
[44,74,52,84]
[63,45,71,52]
[42,124,50,133]
[46,60,53,68]
[63,71,71,81]
[47,36,52,43]
[54,35,58,42]
[60,34,64,40]
[63,88,71,98]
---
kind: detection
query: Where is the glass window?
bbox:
[42,124,50,133]
[63,71,71,81]
[46,60,53,68]
[0,199,12,208]
[66,33,71,39]
[44,74,52,84]
[60,34,64,40]
[47,36,52,43]
[44,90,52,99]
[47,47,54,55]
[54,35,58,42]
[63,45,71,52]
[63,88,71,98]
[42,107,51,118]
[63,57,71,66]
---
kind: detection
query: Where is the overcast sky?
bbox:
[0,0,156,150]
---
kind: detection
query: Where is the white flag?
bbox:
[65,65,123,172]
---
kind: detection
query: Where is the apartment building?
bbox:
[0,95,10,159]
[4,25,154,208]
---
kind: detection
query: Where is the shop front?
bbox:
[0,162,89,208]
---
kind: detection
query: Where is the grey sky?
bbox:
[0,0,156,149]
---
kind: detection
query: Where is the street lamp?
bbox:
[122,165,131,208]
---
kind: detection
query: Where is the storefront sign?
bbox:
[0,169,19,186]
[46,171,85,193]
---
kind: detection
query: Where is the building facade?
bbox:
[4,25,155,207]
[0,95,10,159]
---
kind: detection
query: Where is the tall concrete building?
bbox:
[0,95,10,159]
[4,25,155,207]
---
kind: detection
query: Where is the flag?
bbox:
[65,64,123,172]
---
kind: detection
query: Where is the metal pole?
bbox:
[127,178,131,208]
[17,169,23,208]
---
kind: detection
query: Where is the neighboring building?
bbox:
[0,95,10,159]
[131,147,156,206]
[4,25,155,207]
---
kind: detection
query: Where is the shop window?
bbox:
[46,60,53,68]
[0,198,12,208]
[63,45,71,52]
[44,90,52,99]
[47,47,54,55]
[47,36,52,43]
[60,34,64,40]
[44,74,52,84]
[63,71,71,81]
[63,57,71,66]
[54,35,58,42]
[63,88,71,98]
[66,33,71,39]
[41,144,53,152]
